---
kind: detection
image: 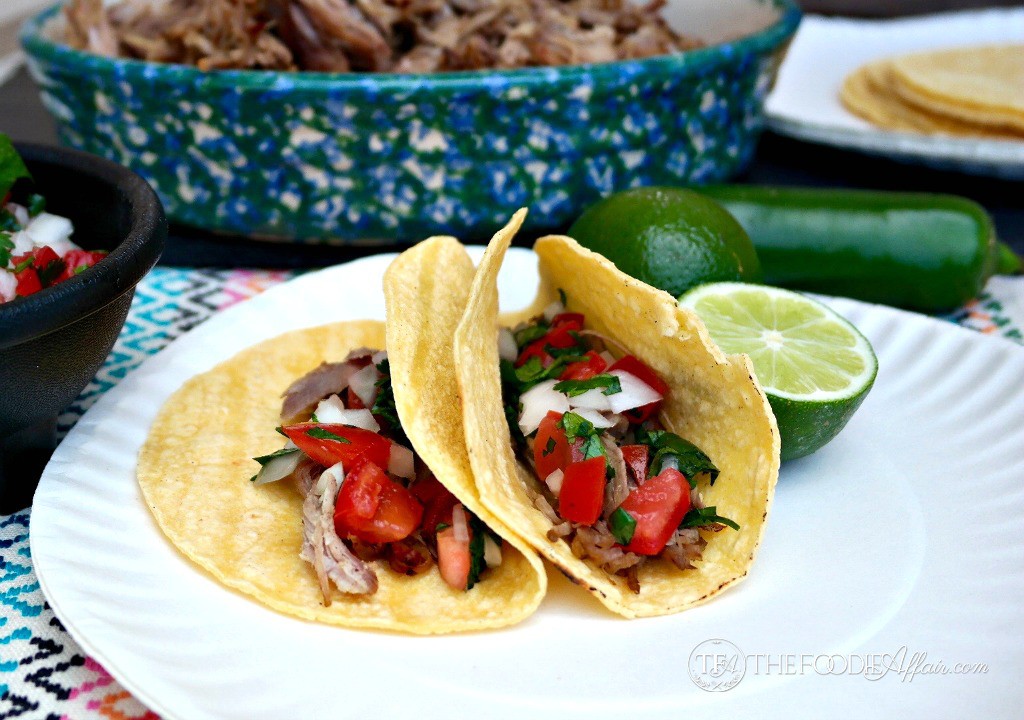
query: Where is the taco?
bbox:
[137,238,546,634]
[454,210,780,618]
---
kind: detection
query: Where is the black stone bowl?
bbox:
[0,144,165,509]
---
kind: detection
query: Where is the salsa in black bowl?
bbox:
[0,142,165,510]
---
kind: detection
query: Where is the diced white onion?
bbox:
[315,396,380,432]
[483,535,503,568]
[388,443,415,479]
[349,363,380,407]
[11,230,33,257]
[599,351,617,366]
[6,203,29,227]
[544,468,564,496]
[607,370,663,413]
[570,407,616,429]
[315,461,345,496]
[252,448,302,485]
[0,270,16,302]
[371,350,388,365]
[452,504,469,543]
[542,300,565,321]
[26,213,77,256]
[498,327,518,362]
[568,387,612,412]
[518,379,569,436]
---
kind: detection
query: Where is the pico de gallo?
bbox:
[499,294,738,593]
[252,347,503,601]
[0,135,106,304]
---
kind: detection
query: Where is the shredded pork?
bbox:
[64,0,702,72]
[297,465,379,599]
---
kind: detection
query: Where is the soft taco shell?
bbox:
[139,316,544,633]
[454,211,780,618]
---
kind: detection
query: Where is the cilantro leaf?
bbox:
[514,323,548,348]
[0,134,31,200]
[13,256,33,273]
[638,429,719,485]
[553,374,621,397]
[306,427,350,443]
[466,515,487,590]
[26,193,45,217]
[609,507,637,544]
[252,447,300,466]
[679,506,740,531]
[37,257,66,287]
[542,436,556,457]
[371,358,410,447]
[0,231,13,267]
[558,411,594,442]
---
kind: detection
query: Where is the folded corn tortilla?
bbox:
[453,211,780,618]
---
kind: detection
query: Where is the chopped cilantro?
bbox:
[557,288,567,306]
[12,255,33,273]
[609,508,637,544]
[252,447,300,466]
[26,193,45,217]
[274,426,287,437]
[637,428,719,486]
[309,412,319,423]
[73,264,88,275]
[371,358,410,447]
[553,374,621,397]
[542,437,556,457]
[0,135,31,200]
[435,522,450,532]
[0,231,12,267]
[0,209,19,233]
[514,323,548,347]
[306,427,350,443]
[466,515,487,590]
[558,411,594,441]
[679,506,739,531]
[37,258,66,287]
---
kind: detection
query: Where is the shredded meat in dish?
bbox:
[63,0,703,72]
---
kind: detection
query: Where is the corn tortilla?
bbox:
[890,45,1024,133]
[139,308,545,633]
[454,212,780,618]
[839,60,1020,137]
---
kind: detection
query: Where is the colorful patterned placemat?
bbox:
[2,267,1023,719]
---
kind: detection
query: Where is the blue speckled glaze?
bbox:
[21,1,801,243]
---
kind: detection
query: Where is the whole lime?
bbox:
[568,187,762,297]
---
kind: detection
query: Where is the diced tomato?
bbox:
[610,355,670,423]
[558,350,608,381]
[544,321,582,349]
[558,456,606,525]
[619,468,691,555]
[334,458,423,544]
[515,338,553,368]
[550,312,584,329]
[620,444,650,484]
[534,411,571,480]
[436,524,472,590]
[57,249,106,282]
[282,422,392,470]
[411,474,459,536]
[14,267,41,296]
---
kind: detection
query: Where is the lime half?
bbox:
[679,283,878,461]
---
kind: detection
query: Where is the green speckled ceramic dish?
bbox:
[21,0,800,243]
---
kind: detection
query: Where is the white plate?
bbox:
[31,248,1024,719]
[765,9,1024,179]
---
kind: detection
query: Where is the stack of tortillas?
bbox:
[841,44,1024,139]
